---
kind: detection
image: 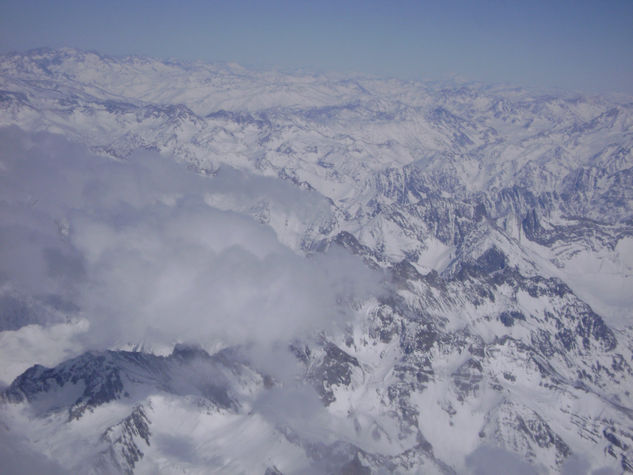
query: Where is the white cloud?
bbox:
[0,127,378,356]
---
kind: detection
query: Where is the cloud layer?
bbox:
[0,126,378,356]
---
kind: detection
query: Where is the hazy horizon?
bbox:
[1,0,632,95]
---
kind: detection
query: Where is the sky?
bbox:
[0,0,632,94]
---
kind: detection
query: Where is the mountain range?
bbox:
[1,48,632,474]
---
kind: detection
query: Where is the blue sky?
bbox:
[1,0,632,94]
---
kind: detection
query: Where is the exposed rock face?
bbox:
[100,405,151,475]
[4,347,245,419]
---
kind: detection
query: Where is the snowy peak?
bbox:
[3,345,260,420]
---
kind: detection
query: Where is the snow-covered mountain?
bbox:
[1,48,632,474]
